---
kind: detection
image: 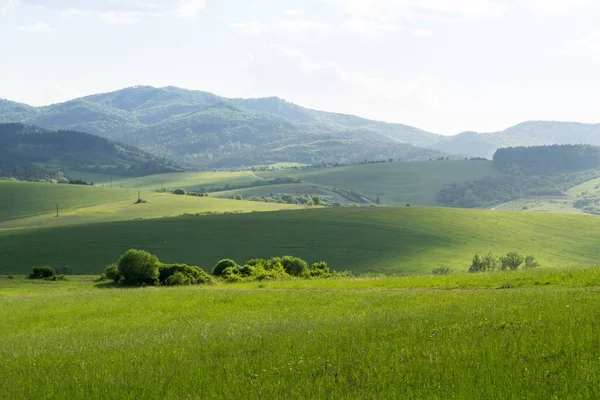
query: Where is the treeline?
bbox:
[101,249,346,287]
[438,145,600,208]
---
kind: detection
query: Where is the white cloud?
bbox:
[18,22,55,33]
[278,20,331,36]
[0,0,17,16]
[341,18,402,36]
[229,21,266,36]
[172,0,206,20]
[560,33,600,60]
[284,9,305,16]
[412,28,434,37]
[60,0,206,23]
[323,0,506,22]
[524,0,600,14]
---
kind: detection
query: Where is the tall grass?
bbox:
[0,272,599,399]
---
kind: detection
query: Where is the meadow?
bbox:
[0,270,598,399]
[2,207,600,275]
[97,160,499,206]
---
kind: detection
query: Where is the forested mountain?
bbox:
[2,87,600,166]
[0,86,447,167]
[0,123,182,181]
[434,121,600,158]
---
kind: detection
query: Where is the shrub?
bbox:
[165,272,192,286]
[500,252,525,271]
[104,264,122,283]
[482,252,499,271]
[253,261,289,281]
[238,264,256,277]
[159,264,213,285]
[523,255,539,269]
[28,266,56,279]
[310,261,330,277]
[221,266,241,279]
[212,259,238,276]
[117,249,160,286]
[8,275,14,280]
[173,189,187,195]
[280,255,309,276]
[432,267,452,275]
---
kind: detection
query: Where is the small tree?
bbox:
[118,249,160,286]
[523,255,539,269]
[212,259,238,276]
[165,272,192,286]
[500,252,525,271]
[482,252,499,271]
[310,261,330,277]
[468,254,484,273]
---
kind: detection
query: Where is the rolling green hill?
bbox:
[106,160,499,206]
[1,207,598,275]
[0,180,299,227]
[0,123,182,180]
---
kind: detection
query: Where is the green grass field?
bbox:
[1,270,598,399]
[98,161,498,206]
[2,207,599,275]
[0,181,142,222]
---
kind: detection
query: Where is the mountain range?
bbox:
[2,86,599,167]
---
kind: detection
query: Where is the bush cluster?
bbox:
[102,249,213,287]
[28,266,56,279]
[211,256,342,283]
[468,252,538,273]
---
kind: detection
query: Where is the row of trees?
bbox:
[468,252,539,273]
[101,249,342,287]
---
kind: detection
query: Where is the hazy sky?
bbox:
[1,0,599,134]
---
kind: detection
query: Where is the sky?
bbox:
[1,0,600,135]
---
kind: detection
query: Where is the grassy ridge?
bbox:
[0,274,598,399]
[2,207,599,275]
[0,181,140,221]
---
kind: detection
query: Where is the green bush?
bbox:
[104,264,122,283]
[28,266,56,279]
[310,261,330,277]
[159,264,212,285]
[431,267,452,276]
[238,264,256,277]
[280,256,309,276]
[500,252,525,271]
[117,249,160,286]
[173,189,187,195]
[523,255,539,269]
[165,272,192,286]
[212,259,238,276]
[253,261,289,281]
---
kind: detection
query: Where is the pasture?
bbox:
[1,270,598,399]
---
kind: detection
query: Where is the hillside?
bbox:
[1,207,598,275]
[0,87,448,167]
[100,160,499,206]
[0,123,182,180]
[435,121,600,158]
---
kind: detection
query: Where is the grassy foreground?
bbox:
[2,207,600,275]
[1,270,599,399]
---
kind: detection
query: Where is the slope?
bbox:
[1,207,598,275]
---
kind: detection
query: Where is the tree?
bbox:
[500,252,525,271]
[468,254,485,273]
[376,197,381,204]
[173,189,187,195]
[117,249,160,286]
[482,252,499,271]
[523,255,539,269]
[104,264,122,283]
[212,259,238,276]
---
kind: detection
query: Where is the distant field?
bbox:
[0,181,140,222]
[2,207,599,275]
[100,170,261,191]
[97,160,499,206]
[1,272,599,399]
